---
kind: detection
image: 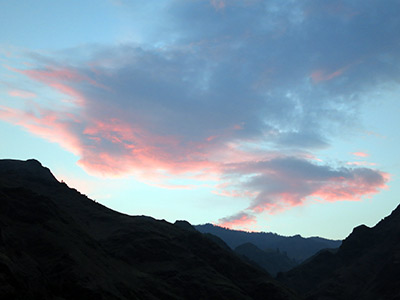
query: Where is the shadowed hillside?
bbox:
[235,243,298,277]
[0,159,298,300]
[278,202,400,300]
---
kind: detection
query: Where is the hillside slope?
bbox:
[278,202,400,300]
[235,243,298,276]
[0,159,298,300]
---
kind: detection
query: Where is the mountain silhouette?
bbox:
[234,243,298,277]
[195,224,341,263]
[0,159,298,300]
[278,203,400,299]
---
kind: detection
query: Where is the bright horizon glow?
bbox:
[1,0,400,240]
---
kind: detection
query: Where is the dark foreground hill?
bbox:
[195,224,341,262]
[278,202,400,300]
[0,159,298,300]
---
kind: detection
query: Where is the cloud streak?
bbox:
[8,89,37,99]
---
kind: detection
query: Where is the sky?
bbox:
[1,0,399,240]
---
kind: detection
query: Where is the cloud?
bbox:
[0,105,83,155]
[352,151,369,158]
[219,157,388,227]
[8,89,37,99]
[218,212,257,230]
[225,157,388,209]
[1,0,398,226]
[13,66,106,106]
[346,161,376,166]
[210,0,226,11]
[311,67,346,83]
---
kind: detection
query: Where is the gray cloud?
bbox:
[2,0,397,223]
[221,156,388,215]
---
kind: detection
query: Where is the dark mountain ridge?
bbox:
[0,159,297,299]
[278,202,400,299]
[195,224,341,262]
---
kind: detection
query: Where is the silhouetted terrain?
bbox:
[195,224,341,262]
[235,243,298,276]
[278,203,400,300]
[0,159,298,300]
[2,159,399,299]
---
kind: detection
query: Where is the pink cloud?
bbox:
[313,171,390,202]
[347,161,376,166]
[221,166,388,223]
[233,124,243,130]
[212,188,258,198]
[0,105,82,155]
[352,151,369,157]
[78,118,222,178]
[8,89,37,99]
[11,66,107,105]
[206,135,218,142]
[6,62,225,180]
[219,157,389,220]
[20,67,99,86]
[311,58,364,84]
[311,67,346,83]
[217,212,257,231]
[210,0,226,11]
[0,101,222,183]
[249,192,307,215]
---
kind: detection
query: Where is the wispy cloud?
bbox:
[8,89,36,99]
[0,105,83,155]
[311,68,346,83]
[352,151,369,158]
[346,161,376,166]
